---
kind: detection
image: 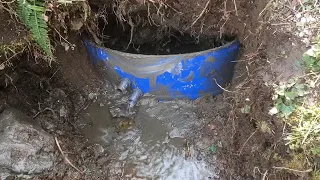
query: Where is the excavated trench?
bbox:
[78,15,232,180]
[1,0,292,179]
[74,0,288,179]
[77,4,240,179]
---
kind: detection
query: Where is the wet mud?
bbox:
[78,83,219,179]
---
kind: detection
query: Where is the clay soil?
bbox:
[0,0,308,179]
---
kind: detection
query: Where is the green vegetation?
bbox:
[17,0,52,58]
[304,36,320,72]
[312,171,320,180]
[271,36,320,179]
[285,106,320,155]
[15,0,86,59]
[270,79,309,117]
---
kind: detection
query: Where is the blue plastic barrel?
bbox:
[84,39,240,100]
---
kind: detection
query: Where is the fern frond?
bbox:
[17,0,53,58]
[18,0,32,25]
[30,10,52,56]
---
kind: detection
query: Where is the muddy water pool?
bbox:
[78,90,218,179]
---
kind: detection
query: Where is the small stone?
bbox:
[269,107,278,115]
[208,124,216,130]
[59,106,68,117]
[196,153,202,161]
[300,17,307,23]
[296,13,302,18]
[172,105,179,109]
[92,144,105,158]
[298,32,305,37]
[41,120,56,131]
[61,42,70,51]
[88,92,98,100]
[302,38,310,45]
[307,30,313,36]
[139,98,149,106]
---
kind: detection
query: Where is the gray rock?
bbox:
[0,109,56,174]
[0,168,11,180]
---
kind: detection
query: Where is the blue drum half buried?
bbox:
[84,39,240,105]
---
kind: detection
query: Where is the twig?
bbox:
[50,67,61,80]
[24,70,40,79]
[232,0,238,16]
[85,24,102,45]
[253,167,262,178]
[187,0,211,29]
[237,130,257,155]
[162,1,182,14]
[298,0,306,10]
[253,167,268,179]
[214,78,233,93]
[259,0,272,18]
[219,0,230,38]
[0,47,26,68]
[54,28,74,47]
[120,162,125,177]
[0,0,15,4]
[262,170,268,180]
[147,2,158,26]
[272,166,312,173]
[57,0,85,3]
[0,3,18,17]
[271,22,291,26]
[33,107,56,119]
[4,73,18,92]
[54,137,82,173]
[226,103,236,138]
[124,17,134,51]
[301,125,314,145]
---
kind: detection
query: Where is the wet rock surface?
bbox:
[0,108,56,174]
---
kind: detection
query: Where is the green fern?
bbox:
[17,0,53,57]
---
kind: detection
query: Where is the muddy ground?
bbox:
[0,0,309,179]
